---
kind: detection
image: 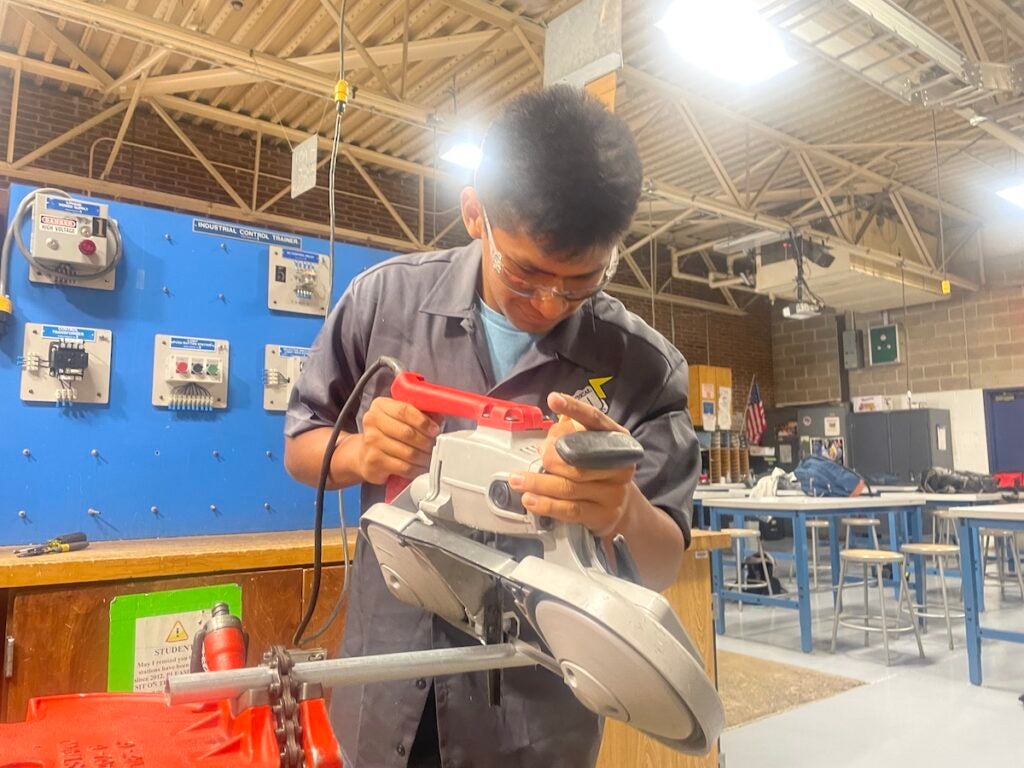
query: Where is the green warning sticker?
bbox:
[108,584,242,693]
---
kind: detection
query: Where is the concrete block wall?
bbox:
[770,310,842,405]
[849,280,1024,396]
[770,254,1024,403]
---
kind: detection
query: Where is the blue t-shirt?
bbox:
[478,298,542,383]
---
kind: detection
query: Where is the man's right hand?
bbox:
[352,397,440,484]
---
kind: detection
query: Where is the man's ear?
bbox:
[460,187,484,240]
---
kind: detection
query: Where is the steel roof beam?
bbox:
[6,0,434,128]
[620,65,981,224]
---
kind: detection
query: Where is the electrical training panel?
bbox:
[5,184,389,543]
[151,334,230,411]
[29,192,116,290]
[267,246,331,316]
[263,344,310,412]
[19,323,112,406]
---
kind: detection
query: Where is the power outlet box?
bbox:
[267,246,330,316]
[263,344,310,412]
[29,192,116,291]
[152,334,230,410]
[19,322,112,406]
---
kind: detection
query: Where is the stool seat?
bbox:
[932,508,956,519]
[831,549,924,664]
[722,527,760,539]
[981,528,1015,536]
[807,519,829,529]
[841,548,902,564]
[841,517,881,527]
[902,542,959,556]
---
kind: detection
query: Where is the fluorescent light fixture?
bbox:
[712,229,787,254]
[996,182,1024,209]
[655,0,796,84]
[440,142,483,170]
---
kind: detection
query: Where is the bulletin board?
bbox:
[0,183,394,545]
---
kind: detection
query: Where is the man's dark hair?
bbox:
[475,85,643,255]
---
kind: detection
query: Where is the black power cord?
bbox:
[293,355,405,646]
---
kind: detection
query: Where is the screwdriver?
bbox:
[14,532,89,557]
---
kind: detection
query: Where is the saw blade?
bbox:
[361,503,724,755]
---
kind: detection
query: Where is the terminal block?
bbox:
[263,344,309,412]
[267,246,330,316]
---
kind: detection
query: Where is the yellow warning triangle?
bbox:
[588,376,613,399]
[165,620,189,643]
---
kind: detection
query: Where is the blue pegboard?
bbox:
[0,184,393,544]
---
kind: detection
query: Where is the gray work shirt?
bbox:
[285,240,700,768]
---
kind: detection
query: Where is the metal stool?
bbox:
[722,528,774,610]
[982,529,1024,600]
[831,549,924,665]
[842,517,881,549]
[901,542,964,650]
[932,508,959,546]
[806,519,830,588]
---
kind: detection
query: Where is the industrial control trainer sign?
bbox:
[192,217,303,249]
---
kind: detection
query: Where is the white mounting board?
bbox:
[151,334,230,409]
[263,344,310,412]
[20,322,112,405]
[267,245,330,316]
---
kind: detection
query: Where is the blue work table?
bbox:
[951,503,1024,685]
[703,495,926,653]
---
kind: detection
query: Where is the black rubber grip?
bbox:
[554,431,644,469]
[54,532,88,544]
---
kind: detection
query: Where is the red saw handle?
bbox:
[384,372,554,502]
[390,372,553,432]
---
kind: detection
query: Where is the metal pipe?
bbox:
[166,643,539,706]
[165,666,277,705]
[291,643,538,689]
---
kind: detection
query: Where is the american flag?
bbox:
[745,378,767,446]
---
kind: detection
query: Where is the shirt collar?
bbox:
[418,240,484,319]
[418,238,606,371]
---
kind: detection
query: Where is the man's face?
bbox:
[461,189,615,334]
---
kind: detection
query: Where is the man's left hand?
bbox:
[508,392,637,538]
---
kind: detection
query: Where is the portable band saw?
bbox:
[1,366,724,767]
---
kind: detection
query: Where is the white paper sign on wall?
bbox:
[291,134,318,198]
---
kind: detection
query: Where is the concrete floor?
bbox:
[716,546,1024,766]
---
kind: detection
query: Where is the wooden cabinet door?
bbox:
[1,568,304,722]
[596,553,719,768]
[299,565,348,657]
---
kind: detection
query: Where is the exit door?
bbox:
[984,388,1024,473]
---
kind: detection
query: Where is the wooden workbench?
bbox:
[0,529,351,589]
[597,529,730,768]
[0,528,729,768]
[0,530,352,722]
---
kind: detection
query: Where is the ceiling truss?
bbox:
[0,0,1015,317]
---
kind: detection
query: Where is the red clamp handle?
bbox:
[390,372,553,432]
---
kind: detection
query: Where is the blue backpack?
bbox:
[793,455,869,497]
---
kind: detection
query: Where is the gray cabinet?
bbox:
[849,408,953,483]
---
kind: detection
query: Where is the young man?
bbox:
[284,85,700,768]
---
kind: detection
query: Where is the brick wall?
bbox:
[1,79,777,409]
[0,78,462,247]
[618,294,776,419]
[771,255,1024,402]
